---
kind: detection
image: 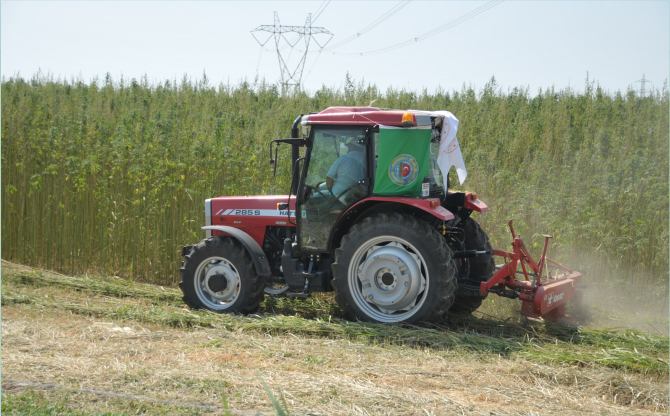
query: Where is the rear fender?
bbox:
[201,226,271,277]
[350,197,455,220]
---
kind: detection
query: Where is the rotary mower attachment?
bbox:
[477,220,587,323]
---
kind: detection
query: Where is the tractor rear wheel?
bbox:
[179,237,265,314]
[450,218,496,315]
[331,213,457,325]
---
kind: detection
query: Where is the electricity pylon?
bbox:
[251,12,333,94]
[635,74,652,98]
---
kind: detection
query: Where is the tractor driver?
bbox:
[326,136,366,202]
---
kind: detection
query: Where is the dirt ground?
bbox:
[2,260,668,415]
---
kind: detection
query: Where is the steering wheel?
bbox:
[312,181,337,202]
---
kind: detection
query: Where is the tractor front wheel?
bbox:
[179,237,265,314]
[331,213,457,325]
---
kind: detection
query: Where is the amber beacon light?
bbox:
[401,112,414,127]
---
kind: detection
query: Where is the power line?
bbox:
[331,0,504,57]
[276,1,408,55]
[304,1,409,81]
[312,0,330,23]
[303,49,324,83]
[254,46,263,80]
[322,0,412,51]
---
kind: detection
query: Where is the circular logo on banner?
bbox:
[389,154,419,186]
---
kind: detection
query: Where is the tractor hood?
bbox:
[206,195,297,246]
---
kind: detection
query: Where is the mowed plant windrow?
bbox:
[1,73,668,303]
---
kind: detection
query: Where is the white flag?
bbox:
[435,111,467,190]
[407,109,468,191]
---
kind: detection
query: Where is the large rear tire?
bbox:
[450,218,495,314]
[331,213,457,325]
[179,237,265,314]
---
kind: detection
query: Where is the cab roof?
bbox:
[304,107,434,127]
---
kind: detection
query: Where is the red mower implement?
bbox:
[475,220,586,323]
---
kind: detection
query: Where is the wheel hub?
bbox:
[380,272,395,286]
[207,273,228,292]
[202,262,239,302]
[357,244,423,312]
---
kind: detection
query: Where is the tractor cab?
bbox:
[292,108,450,255]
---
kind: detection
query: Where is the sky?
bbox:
[1,1,668,95]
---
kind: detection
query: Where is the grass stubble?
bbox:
[1,260,668,415]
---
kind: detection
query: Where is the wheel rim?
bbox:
[194,256,241,310]
[348,236,428,323]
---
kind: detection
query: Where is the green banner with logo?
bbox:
[373,127,431,196]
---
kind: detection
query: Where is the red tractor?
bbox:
[179,107,584,325]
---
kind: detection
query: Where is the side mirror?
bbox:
[269,138,306,177]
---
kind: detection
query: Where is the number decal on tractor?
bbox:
[214,208,295,217]
[233,209,261,216]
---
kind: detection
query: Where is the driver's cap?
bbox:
[345,136,361,145]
